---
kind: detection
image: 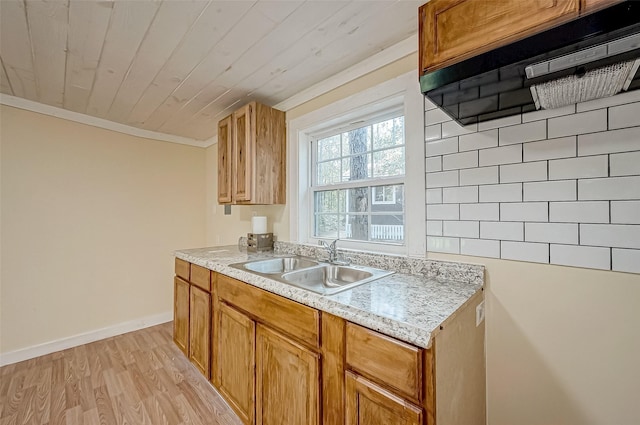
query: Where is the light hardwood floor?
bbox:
[0,322,242,425]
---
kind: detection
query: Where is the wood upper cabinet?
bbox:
[189,285,211,378]
[217,101,286,205]
[345,372,423,425]
[256,325,320,425]
[173,277,190,355]
[419,0,580,73]
[215,302,256,425]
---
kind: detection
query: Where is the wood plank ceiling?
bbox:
[0,0,420,141]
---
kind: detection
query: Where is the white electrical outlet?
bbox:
[476,300,485,327]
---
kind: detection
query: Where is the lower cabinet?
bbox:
[173,276,190,354]
[189,285,211,377]
[174,258,486,425]
[256,325,320,425]
[215,302,255,425]
[345,371,423,425]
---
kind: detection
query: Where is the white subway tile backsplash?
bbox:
[427,204,460,220]
[443,151,478,170]
[523,137,576,162]
[424,94,640,270]
[578,176,640,200]
[426,170,459,188]
[479,183,523,202]
[427,236,460,254]
[425,108,451,125]
[479,144,522,166]
[443,186,478,204]
[550,245,610,270]
[612,248,640,273]
[501,241,549,263]
[578,127,640,155]
[459,130,499,152]
[426,220,443,236]
[443,221,479,238]
[426,188,443,204]
[524,180,576,201]
[426,136,458,157]
[481,222,523,241]
[499,121,546,145]
[460,203,500,221]
[581,224,640,249]
[425,156,442,172]
[425,124,442,142]
[424,97,438,111]
[609,102,640,130]
[460,166,499,186]
[522,104,575,123]
[577,89,640,112]
[461,238,501,258]
[525,222,578,244]
[548,109,607,138]
[501,202,548,222]
[611,201,640,224]
[549,201,609,223]
[478,114,521,131]
[442,121,477,138]
[610,151,640,177]
[548,155,608,180]
[500,161,547,183]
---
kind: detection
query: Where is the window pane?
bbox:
[371,214,404,243]
[317,135,341,161]
[345,214,368,241]
[342,127,371,154]
[371,184,404,211]
[373,147,404,177]
[315,190,340,213]
[373,117,404,149]
[346,187,369,213]
[315,214,339,238]
[317,160,341,185]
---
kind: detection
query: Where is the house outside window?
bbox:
[311,114,405,244]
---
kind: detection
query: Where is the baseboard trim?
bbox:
[0,311,173,366]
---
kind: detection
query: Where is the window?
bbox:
[311,115,405,244]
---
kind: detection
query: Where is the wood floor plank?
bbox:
[0,323,241,425]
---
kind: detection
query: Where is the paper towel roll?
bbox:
[252,216,267,234]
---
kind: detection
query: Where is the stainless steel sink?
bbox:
[229,256,393,295]
[242,257,319,274]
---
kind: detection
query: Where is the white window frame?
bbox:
[372,186,397,205]
[287,71,425,256]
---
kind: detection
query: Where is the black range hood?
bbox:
[420,0,640,125]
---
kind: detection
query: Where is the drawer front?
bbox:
[190,264,211,292]
[346,323,422,402]
[217,274,320,348]
[175,258,190,281]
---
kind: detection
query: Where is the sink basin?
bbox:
[282,264,393,295]
[242,257,319,274]
[229,256,393,295]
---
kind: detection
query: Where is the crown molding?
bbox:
[0,94,216,148]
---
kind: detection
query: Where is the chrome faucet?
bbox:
[319,239,339,263]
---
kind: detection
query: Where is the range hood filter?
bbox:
[530,59,640,110]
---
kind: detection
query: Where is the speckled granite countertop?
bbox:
[175,242,484,348]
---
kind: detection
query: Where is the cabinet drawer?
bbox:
[190,264,211,292]
[175,258,190,281]
[346,323,422,402]
[217,274,320,348]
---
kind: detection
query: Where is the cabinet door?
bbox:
[419,0,579,72]
[215,302,255,425]
[189,285,211,378]
[256,325,320,425]
[345,371,422,425]
[173,277,190,355]
[218,114,233,204]
[233,103,253,202]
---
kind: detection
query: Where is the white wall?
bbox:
[0,105,206,359]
